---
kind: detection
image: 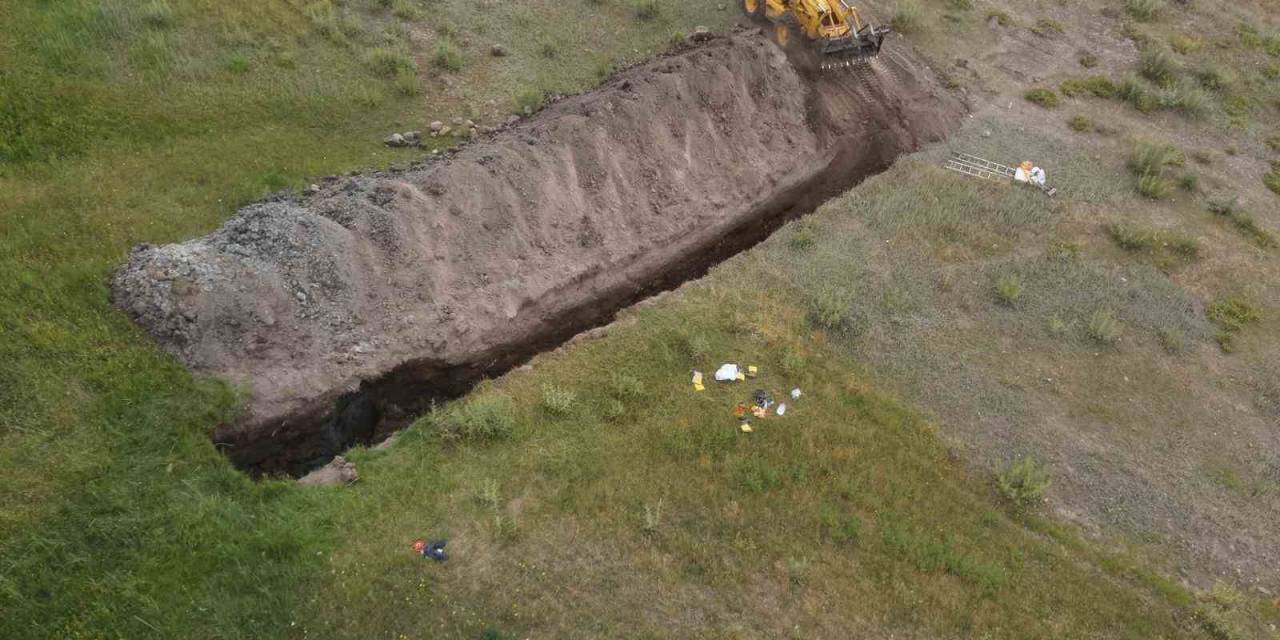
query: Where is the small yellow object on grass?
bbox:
[691,371,704,391]
[740,423,753,433]
[747,365,758,378]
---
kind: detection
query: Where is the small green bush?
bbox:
[538,40,558,58]
[1139,48,1178,88]
[1265,136,1280,151]
[433,40,463,71]
[1195,66,1229,91]
[1060,75,1117,98]
[1125,0,1163,21]
[1169,33,1202,54]
[391,0,421,20]
[1023,87,1060,108]
[683,333,711,361]
[1106,222,1156,250]
[788,222,817,251]
[996,458,1051,508]
[1068,114,1092,131]
[366,47,417,77]
[809,289,851,331]
[1266,162,1280,196]
[1129,140,1182,176]
[1206,296,1258,333]
[948,0,974,10]
[994,273,1023,305]
[1137,173,1173,199]
[1208,198,1277,248]
[893,1,925,33]
[1031,18,1064,37]
[1117,74,1158,112]
[633,0,660,20]
[1078,53,1098,68]
[1087,308,1122,344]
[513,89,544,115]
[986,10,1012,26]
[819,506,863,545]
[540,384,577,416]
[435,395,517,441]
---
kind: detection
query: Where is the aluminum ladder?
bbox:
[943,152,1017,182]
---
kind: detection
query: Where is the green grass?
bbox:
[4,0,1279,637]
[0,0,739,635]
[1059,75,1117,98]
[1126,0,1164,21]
[1023,87,1060,108]
[892,0,925,33]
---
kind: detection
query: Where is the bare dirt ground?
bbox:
[111,31,963,476]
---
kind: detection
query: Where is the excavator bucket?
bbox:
[818,23,891,70]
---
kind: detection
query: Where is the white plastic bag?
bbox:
[714,363,739,381]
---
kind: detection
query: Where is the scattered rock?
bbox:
[429,120,444,133]
[464,119,476,129]
[371,434,398,451]
[403,131,422,144]
[439,125,453,136]
[490,44,508,57]
[384,133,407,147]
[692,26,713,42]
[464,128,477,139]
[505,115,520,126]
[451,117,464,126]
[305,184,321,195]
[297,455,358,486]
[981,129,992,138]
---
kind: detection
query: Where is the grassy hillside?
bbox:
[3,0,1279,638]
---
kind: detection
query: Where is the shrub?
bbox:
[633,0,660,20]
[1087,308,1122,344]
[1031,18,1064,37]
[893,1,924,33]
[433,40,463,71]
[1195,66,1229,91]
[1125,0,1163,21]
[1117,74,1158,112]
[809,289,851,331]
[513,89,544,115]
[641,499,664,533]
[1068,114,1092,131]
[1023,87,1059,108]
[1178,174,1197,191]
[607,372,646,403]
[1207,296,1258,333]
[393,68,419,96]
[1137,173,1173,198]
[1129,140,1182,176]
[435,395,516,441]
[391,0,421,20]
[538,40,558,58]
[1078,53,1098,68]
[996,458,1051,508]
[1266,162,1280,196]
[788,222,817,251]
[366,47,417,77]
[1168,86,1207,118]
[986,10,1012,26]
[540,384,577,416]
[1060,75,1117,98]
[994,273,1023,305]
[1266,136,1280,152]
[1139,48,1178,88]
[1169,33,1202,54]
[1106,222,1156,250]
[1208,198,1277,247]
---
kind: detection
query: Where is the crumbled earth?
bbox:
[111,32,963,476]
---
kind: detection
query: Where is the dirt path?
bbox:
[111,31,963,476]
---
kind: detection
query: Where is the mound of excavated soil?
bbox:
[112,32,963,475]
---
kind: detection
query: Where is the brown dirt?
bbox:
[111,31,963,476]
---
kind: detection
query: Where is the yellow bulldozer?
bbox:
[743,0,891,69]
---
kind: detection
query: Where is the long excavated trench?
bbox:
[111,32,964,477]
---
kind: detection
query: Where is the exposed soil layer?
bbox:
[111,32,963,476]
